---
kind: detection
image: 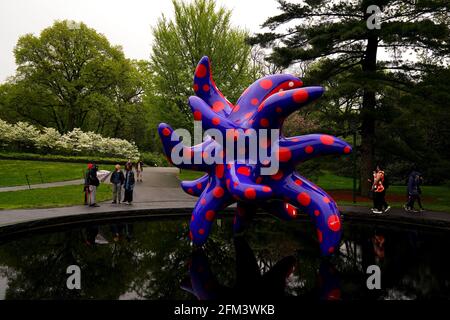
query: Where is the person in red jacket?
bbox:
[371,165,391,214]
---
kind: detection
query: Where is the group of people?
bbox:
[369,165,425,215]
[84,160,144,207]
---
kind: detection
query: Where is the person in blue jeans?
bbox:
[110,164,125,204]
[123,163,135,205]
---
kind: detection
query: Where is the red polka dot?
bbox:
[262,186,272,193]
[295,179,303,186]
[323,196,331,204]
[251,98,259,106]
[191,215,195,221]
[305,145,314,154]
[286,203,297,217]
[233,105,240,113]
[292,89,309,103]
[344,146,351,154]
[256,176,263,184]
[271,171,284,180]
[314,209,320,216]
[203,84,210,91]
[196,64,207,78]
[320,135,334,145]
[199,228,205,235]
[260,118,269,127]
[212,117,220,125]
[213,187,224,198]
[260,79,273,89]
[237,166,251,176]
[189,231,193,239]
[200,198,207,205]
[276,107,282,113]
[193,84,199,92]
[244,188,256,199]
[196,183,203,189]
[317,229,323,243]
[162,127,171,136]
[234,182,239,187]
[328,247,335,254]
[212,101,224,112]
[259,138,270,149]
[215,164,224,178]
[297,192,311,206]
[193,110,202,120]
[328,215,341,232]
[277,147,292,162]
[244,112,254,119]
[205,210,215,221]
[188,188,194,194]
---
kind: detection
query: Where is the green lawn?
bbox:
[0,160,115,187]
[0,184,112,210]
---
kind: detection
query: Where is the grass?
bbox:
[0,159,115,187]
[0,184,112,210]
[178,169,450,212]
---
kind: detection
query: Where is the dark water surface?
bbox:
[0,215,449,300]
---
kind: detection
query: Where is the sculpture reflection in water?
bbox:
[181,236,341,300]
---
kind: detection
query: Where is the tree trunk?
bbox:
[359,32,378,196]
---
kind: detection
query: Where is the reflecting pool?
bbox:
[0,215,449,300]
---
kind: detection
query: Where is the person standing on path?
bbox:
[123,163,135,205]
[86,163,100,207]
[135,160,144,182]
[110,164,125,204]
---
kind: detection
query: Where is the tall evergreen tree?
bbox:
[251,0,450,194]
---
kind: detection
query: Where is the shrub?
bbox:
[0,118,140,159]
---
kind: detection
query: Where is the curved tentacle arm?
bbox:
[264,200,299,221]
[278,172,342,256]
[190,175,233,246]
[181,174,210,197]
[276,134,352,166]
[228,74,303,123]
[158,123,213,171]
[189,96,236,134]
[185,249,222,300]
[233,201,258,233]
[251,86,324,129]
[193,56,233,117]
[224,164,273,201]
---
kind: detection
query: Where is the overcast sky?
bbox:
[0,0,286,82]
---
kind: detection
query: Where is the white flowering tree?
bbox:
[0,118,140,159]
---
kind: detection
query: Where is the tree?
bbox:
[0,20,145,144]
[251,0,450,194]
[146,0,258,136]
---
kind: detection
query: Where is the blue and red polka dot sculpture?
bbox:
[158,56,352,256]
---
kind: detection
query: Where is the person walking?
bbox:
[86,163,100,207]
[135,160,144,182]
[123,163,135,205]
[371,165,390,214]
[110,164,125,204]
[404,168,425,212]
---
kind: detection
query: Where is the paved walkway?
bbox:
[0,167,449,233]
[0,179,84,192]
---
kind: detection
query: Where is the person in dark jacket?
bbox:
[123,163,135,205]
[404,168,424,212]
[85,163,100,207]
[110,164,125,204]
